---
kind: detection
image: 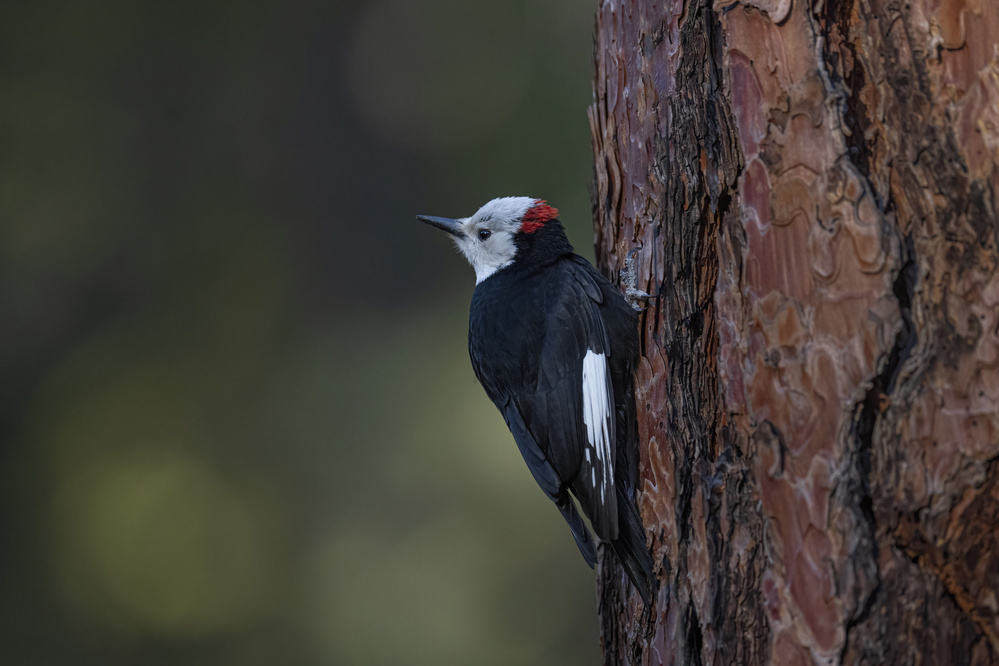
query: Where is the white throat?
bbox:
[473,260,513,284]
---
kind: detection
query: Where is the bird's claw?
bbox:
[620,248,653,312]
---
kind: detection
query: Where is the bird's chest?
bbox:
[468,278,549,393]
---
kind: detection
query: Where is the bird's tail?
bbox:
[556,490,597,568]
[610,488,657,606]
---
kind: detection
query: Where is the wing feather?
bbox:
[510,265,620,539]
[470,260,629,545]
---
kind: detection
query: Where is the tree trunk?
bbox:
[589,0,999,663]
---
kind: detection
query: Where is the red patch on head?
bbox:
[520,201,558,233]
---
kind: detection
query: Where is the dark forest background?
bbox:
[0,1,604,664]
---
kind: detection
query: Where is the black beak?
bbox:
[417,215,465,238]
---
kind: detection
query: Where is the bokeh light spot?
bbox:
[52,452,267,637]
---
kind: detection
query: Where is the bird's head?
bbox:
[417,197,561,284]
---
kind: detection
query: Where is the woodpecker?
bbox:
[418,196,656,604]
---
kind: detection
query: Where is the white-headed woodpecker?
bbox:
[418,197,656,604]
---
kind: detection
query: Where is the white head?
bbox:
[417,196,559,283]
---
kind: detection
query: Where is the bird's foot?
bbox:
[620,249,652,312]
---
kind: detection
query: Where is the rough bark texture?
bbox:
[589,0,999,663]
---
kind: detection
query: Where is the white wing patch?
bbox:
[582,349,614,502]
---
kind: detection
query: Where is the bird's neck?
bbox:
[513,220,574,270]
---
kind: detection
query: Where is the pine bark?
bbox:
[589,0,999,663]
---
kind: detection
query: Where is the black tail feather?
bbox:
[555,491,597,568]
[610,488,657,605]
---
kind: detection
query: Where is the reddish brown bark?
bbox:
[590,0,999,664]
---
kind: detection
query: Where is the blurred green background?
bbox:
[0,1,603,664]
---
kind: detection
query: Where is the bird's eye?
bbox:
[477,229,492,241]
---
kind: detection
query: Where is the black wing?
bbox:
[501,403,596,566]
[471,259,622,542]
